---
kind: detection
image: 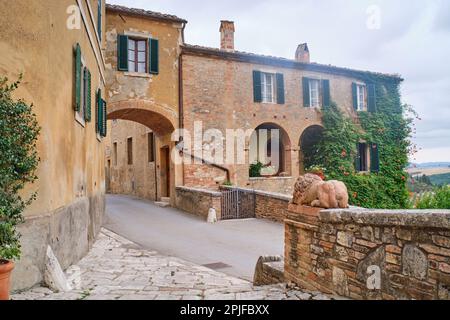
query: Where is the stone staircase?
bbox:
[155,197,171,208]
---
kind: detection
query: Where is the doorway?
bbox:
[160,146,170,198]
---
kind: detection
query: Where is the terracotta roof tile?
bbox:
[106,4,187,24]
[182,44,403,82]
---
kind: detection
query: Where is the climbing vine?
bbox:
[312,79,414,209]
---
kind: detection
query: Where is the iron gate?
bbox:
[221,188,256,220]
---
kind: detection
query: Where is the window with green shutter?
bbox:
[276,73,285,104]
[96,89,102,134]
[370,143,380,173]
[117,35,129,71]
[367,84,377,112]
[101,99,107,137]
[253,70,262,103]
[85,69,92,122]
[352,83,358,111]
[74,43,82,111]
[97,0,102,41]
[322,79,330,108]
[302,77,310,107]
[149,38,159,74]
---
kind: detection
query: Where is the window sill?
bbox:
[124,72,152,79]
[75,113,86,128]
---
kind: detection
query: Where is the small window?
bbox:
[309,79,320,108]
[357,143,369,172]
[148,132,155,163]
[113,142,118,166]
[261,72,275,103]
[356,84,366,111]
[128,38,147,73]
[127,138,133,165]
[76,64,88,124]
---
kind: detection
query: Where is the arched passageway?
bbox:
[106,100,179,202]
[249,123,292,177]
[299,125,324,172]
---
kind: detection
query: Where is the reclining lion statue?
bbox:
[291,174,349,209]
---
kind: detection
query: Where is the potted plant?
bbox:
[306,165,327,180]
[0,76,40,300]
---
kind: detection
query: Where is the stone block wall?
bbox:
[175,186,222,220]
[253,256,285,286]
[285,205,450,300]
[255,191,291,223]
[247,177,295,195]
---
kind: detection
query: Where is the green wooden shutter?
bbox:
[97,0,102,41]
[322,79,330,108]
[370,143,380,173]
[253,70,262,103]
[96,89,102,133]
[74,43,82,111]
[149,39,159,74]
[276,73,285,104]
[101,99,107,137]
[368,84,377,113]
[85,69,92,122]
[303,77,310,107]
[355,143,361,172]
[352,83,358,111]
[117,35,128,71]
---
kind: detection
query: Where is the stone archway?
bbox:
[249,123,292,177]
[106,100,180,203]
[107,100,177,136]
[299,125,324,173]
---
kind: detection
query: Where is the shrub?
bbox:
[414,186,450,209]
[249,161,264,178]
[0,76,40,261]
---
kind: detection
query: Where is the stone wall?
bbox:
[253,256,285,286]
[12,193,105,291]
[175,186,222,220]
[255,191,291,223]
[247,177,295,195]
[285,205,450,300]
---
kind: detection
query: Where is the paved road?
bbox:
[104,194,284,281]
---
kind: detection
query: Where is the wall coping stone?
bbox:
[319,208,450,229]
[176,186,222,197]
[220,185,292,202]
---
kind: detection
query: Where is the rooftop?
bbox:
[105,4,187,24]
[182,44,403,83]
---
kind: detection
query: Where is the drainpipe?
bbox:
[178,22,186,185]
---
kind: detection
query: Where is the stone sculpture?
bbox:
[291,173,349,209]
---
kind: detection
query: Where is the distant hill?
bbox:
[429,173,450,186]
[408,162,450,169]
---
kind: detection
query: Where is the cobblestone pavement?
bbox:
[12,229,337,300]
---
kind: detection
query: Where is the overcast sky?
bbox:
[109,0,450,163]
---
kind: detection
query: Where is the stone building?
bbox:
[104,4,186,203]
[0,0,107,290]
[105,4,402,198]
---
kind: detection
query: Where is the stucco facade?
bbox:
[104,5,186,203]
[0,0,107,290]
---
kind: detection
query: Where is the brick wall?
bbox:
[181,53,366,193]
[175,186,222,220]
[285,205,450,300]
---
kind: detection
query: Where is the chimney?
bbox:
[295,43,310,63]
[220,20,235,51]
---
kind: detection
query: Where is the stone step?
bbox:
[155,201,170,208]
[160,197,171,203]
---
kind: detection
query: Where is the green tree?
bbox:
[0,76,40,261]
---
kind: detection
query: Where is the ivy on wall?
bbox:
[312,79,413,209]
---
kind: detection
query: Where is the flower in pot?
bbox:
[306,165,327,180]
[0,76,40,300]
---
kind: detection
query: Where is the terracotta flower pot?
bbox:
[0,260,14,301]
